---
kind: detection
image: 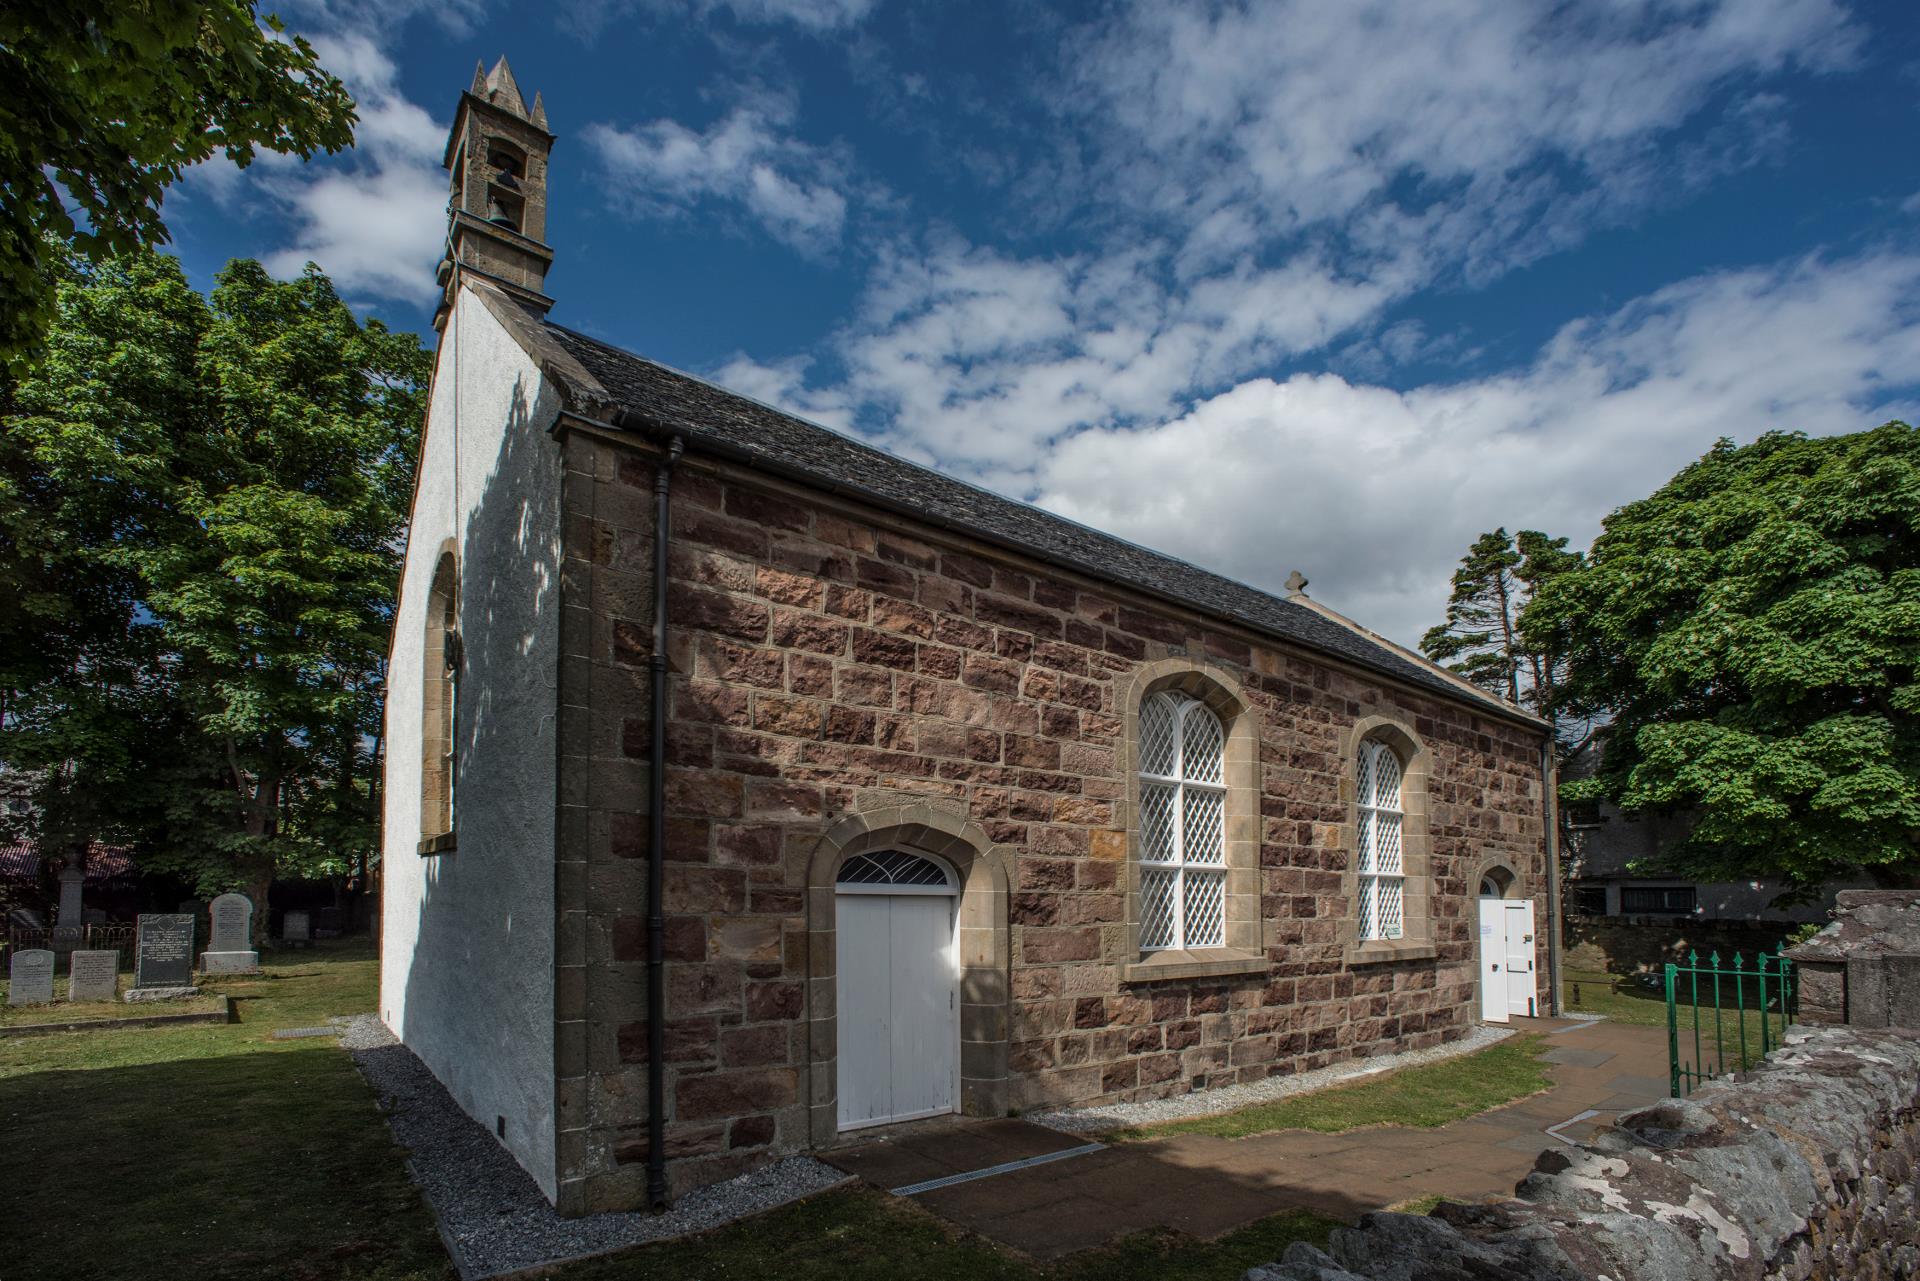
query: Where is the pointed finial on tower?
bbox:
[1284,570,1309,598]
[470,60,488,96]
[530,91,548,130]
[483,56,528,118]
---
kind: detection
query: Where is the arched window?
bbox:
[420,553,459,848]
[1355,739,1404,940]
[1137,691,1228,950]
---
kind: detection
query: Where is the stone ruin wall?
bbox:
[1248,1025,1920,1281]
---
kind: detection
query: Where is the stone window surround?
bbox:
[1119,659,1266,984]
[1339,712,1437,965]
[803,803,1012,1148]
[419,545,459,856]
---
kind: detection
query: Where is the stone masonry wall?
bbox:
[1250,1026,1920,1281]
[1564,916,1799,979]
[552,427,1549,1211]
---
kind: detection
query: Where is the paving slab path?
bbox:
[821,1017,1671,1259]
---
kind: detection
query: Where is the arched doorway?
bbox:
[1476,863,1536,1023]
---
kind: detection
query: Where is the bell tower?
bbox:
[436,57,555,331]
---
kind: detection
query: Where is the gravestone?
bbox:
[127,913,199,1000]
[56,863,84,928]
[201,893,260,974]
[8,949,55,1005]
[282,909,312,948]
[67,950,117,1002]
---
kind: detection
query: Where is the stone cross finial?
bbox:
[1285,570,1309,596]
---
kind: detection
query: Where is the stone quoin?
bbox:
[378,57,1560,1215]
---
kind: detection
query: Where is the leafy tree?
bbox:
[1529,425,1920,891]
[0,1,357,371]
[0,247,427,935]
[0,248,202,864]
[1421,527,1583,743]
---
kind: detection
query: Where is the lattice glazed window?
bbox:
[1356,739,1405,940]
[1138,690,1228,950]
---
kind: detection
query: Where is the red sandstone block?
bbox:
[664,866,748,914]
[814,513,875,553]
[977,593,1060,636]
[935,615,992,651]
[665,770,744,818]
[1024,929,1101,963]
[940,551,994,587]
[872,596,935,638]
[675,1068,799,1121]
[725,488,811,533]
[617,1017,718,1065]
[754,565,825,607]
[787,653,834,697]
[612,914,707,964]
[744,982,803,1021]
[714,824,782,867]
[752,694,824,738]
[669,585,770,643]
[674,507,768,560]
[851,628,916,670]
[769,608,849,655]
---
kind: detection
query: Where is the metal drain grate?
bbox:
[889,1142,1106,1196]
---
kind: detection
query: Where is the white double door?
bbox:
[1478,897,1538,1023]
[836,891,959,1130]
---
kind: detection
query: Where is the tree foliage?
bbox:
[1528,425,1920,889]
[1420,527,1583,744]
[0,246,427,913]
[0,1,356,371]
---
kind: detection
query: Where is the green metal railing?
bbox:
[1666,950,1796,1097]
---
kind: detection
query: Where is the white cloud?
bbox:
[189,31,453,305]
[563,0,876,41]
[1062,0,1860,282]
[585,96,850,254]
[1032,251,1920,647]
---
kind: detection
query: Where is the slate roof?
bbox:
[545,322,1542,728]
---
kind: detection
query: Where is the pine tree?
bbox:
[1421,527,1583,743]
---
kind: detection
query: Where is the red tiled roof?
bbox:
[0,841,135,881]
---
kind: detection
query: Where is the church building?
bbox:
[380,59,1562,1216]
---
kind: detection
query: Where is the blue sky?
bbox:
[173,0,1920,644]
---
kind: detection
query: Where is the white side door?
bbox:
[835,887,958,1131]
[1503,900,1538,1018]
[1478,897,1507,1023]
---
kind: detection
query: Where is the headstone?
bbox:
[201,892,260,974]
[67,950,117,1002]
[8,949,55,1005]
[127,913,199,1000]
[56,864,84,928]
[282,909,312,947]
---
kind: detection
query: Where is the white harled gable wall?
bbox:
[381,288,563,1198]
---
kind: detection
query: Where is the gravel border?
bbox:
[338,1015,850,1279]
[1029,1024,1515,1134]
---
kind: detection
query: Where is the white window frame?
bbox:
[1356,739,1405,941]
[1137,691,1228,952]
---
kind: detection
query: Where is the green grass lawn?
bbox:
[0,945,1395,1281]
[1110,1035,1552,1142]
[0,983,227,1027]
[0,942,453,1281]
[553,1185,1340,1281]
[1565,968,1669,1026]
[1567,967,1791,1076]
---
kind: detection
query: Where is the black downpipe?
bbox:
[647,435,684,1211]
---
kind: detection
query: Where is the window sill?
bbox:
[1124,948,1268,983]
[417,832,458,857]
[1345,940,1437,966]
